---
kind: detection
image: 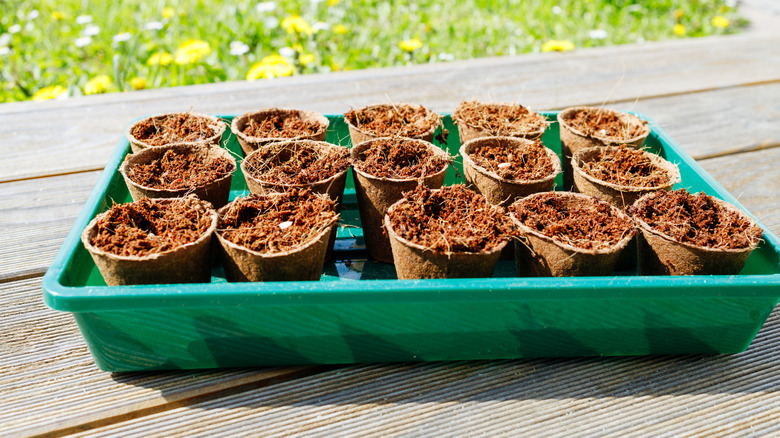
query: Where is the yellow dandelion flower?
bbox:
[712,16,730,28]
[333,24,348,35]
[299,53,315,66]
[32,85,66,101]
[541,39,575,52]
[246,54,295,80]
[147,51,173,66]
[673,24,686,36]
[674,9,684,19]
[162,7,175,19]
[175,39,211,65]
[130,77,147,90]
[398,38,423,52]
[281,15,313,36]
[327,0,340,5]
[52,11,66,20]
[84,75,112,95]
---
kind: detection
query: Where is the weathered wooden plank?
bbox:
[0,277,323,437]
[2,33,780,181]
[65,306,780,437]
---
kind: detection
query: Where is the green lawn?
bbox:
[0,0,742,103]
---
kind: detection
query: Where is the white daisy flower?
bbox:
[74,36,92,48]
[256,2,276,13]
[229,40,250,56]
[75,15,93,25]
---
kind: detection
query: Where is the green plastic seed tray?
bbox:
[42,113,780,372]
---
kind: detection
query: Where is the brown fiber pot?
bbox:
[384,200,508,279]
[345,103,441,145]
[510,192,636,277]
[630,192,761,276]
[460,136,561,207]
[215,198,339,282]
[230,108,329,157]
[557,106,651,190]
[126,112,227,154]
[452,102,549,143]
[120,144,236,209]
[81,196,218,286]
[351,138,449,263]
[241,140,350,259]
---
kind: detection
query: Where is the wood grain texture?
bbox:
[2,33,780,181]
[0,277,323,438]
[66,308,780,438]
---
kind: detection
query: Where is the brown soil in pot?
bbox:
[460,136,561,208]
[230,108,329,156]
[351,137,450,263]
[243,141,350,186]
[127,112,226,153]
[120,145,236,208]
[345,103,440,144]
[509,192,636,277]
[216,188,339,282]
[453,101,549,142]
[630,189,762,250]
[629,189,763,275]
[385,185,512,278]
[354,137,448,179]
[81,196,218,285]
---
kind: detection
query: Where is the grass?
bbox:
[0,0,743,103]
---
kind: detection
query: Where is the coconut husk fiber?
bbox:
[572,146,681,210]
[452,101,549,143]
[460,136,561,207]
[351,138,449,263]
[557,106,651,190]
[230,108,329,157]
[120,144,236,208]
[80,196,218,286]
[345,103,441,145]
[126,112,227,154]
[510,192,636,277]
[241,140,350,259]
[630,192,762,276]
[215,197,338,282]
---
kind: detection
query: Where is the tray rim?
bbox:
[42,111,780,313]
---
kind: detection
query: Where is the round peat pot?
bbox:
[120,144,236,208]
[344,103,441,145]
[215,191,339,282]
[452,101,549,143]
[126,112,227,153]
[230,108,329,157]
[557,106,651,190]
[509,192,636,277]
[81,196,218,286]
[460,136,560,207]
[630,190,763,276]
[351,137,449,263]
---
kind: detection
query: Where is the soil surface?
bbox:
[244,142,350,185]
[241,110,324,138]
[629,189,763,249]
[565,108,646,140]
[132,113,220,146]
[219,188,337,254]
[354,138,447,179]
[456,101,548,136]
[128,149,233,190]
[470,139,555,181]
[345,104,439,138]
[510,193,633,250]
[388,185,513,253]
[90,197,213,257]
[580,145,671,188]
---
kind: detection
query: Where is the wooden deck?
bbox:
[2,32,780,436]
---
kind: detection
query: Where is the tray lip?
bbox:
[42,111,780,313]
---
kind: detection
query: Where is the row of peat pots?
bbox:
[81,102,764,285]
